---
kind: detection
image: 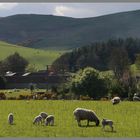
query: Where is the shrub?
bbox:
[79,95,91,100]
[18,94,33,100]
[100,97,109,101]
[7,97,17,100]
[71,67,108,99]
[0,92,6,100]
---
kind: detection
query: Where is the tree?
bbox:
[0,61,8,75]
[135,54,140,69]
[0,52,28,73]
[29,83,35,94]
[109,47,130,80]
[71,67,108,99]
[0,76,6,89]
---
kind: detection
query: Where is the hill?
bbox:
[0,41,63,70]
[1,10,140,49]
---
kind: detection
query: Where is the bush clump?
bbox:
[0,92,6,100]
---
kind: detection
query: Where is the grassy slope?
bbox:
[0,41,63,70]
[0,100,139,137]
[1,10,140,49]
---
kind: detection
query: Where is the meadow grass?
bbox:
[0,41,64,70]
[0,100,139,137]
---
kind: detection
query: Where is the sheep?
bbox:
[102,118,114,131]
[133,96,140,101]
[45,115,54,126]
[8,113,14,125]
[111,97,121,105]
[133,93,140,101]
[39,112,48,122]
[73,108,100,127]
[33,115,42,125]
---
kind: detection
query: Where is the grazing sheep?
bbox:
[73,108,100,127]
[133,96,140,101]
[133,93,140,101]
[33,115,42,125]
[111,97,121,105]
[8,113,14,125]
[39,112,48,122]
[102,118,114,131]
[45,115,54,126]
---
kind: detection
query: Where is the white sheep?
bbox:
[39,112,48,122]
[33,115,42,125]
[133,93,140,101]
[133,96,140,101]
[73,108,100,127]
[111,97,121,105]
[102,118,114,131]
[45,115,54,126]
[8,113,14,125]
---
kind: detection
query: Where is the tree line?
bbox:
[52,38,140,72]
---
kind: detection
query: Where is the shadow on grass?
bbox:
[79,124,101,128]
[9,123,16,125]
[41,124,57,127]
[103,130,117,133]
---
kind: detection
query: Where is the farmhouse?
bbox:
[4,70,70,89]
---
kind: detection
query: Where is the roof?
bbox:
[5,71,16,77]
[22,73,31,76]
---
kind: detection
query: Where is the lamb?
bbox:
[102,118,114,131]
[111,97,121,105]
[33,115,42,125]
[73,108,100,127]
[8,113,14,125]
[39,112,48,122]
[45,115,54,126]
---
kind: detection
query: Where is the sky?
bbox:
[0,3,140,18]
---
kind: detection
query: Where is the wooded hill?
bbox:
[1,10,140,49]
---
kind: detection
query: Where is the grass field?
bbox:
[0,100,139,137]
[0,41,64,70]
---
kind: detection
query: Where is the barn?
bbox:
[4,71,70,89]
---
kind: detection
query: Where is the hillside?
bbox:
[1,10,140,49]
[0,41,63,70]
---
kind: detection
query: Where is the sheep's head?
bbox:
[102,118,106,121]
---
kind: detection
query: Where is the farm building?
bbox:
[4,71,70,89]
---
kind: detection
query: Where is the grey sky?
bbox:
[0,3,140,18]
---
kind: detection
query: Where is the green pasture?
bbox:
[0,41,64,70]
[0,100,139,137]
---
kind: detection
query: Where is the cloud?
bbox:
[53,5,96,18]
[0,3,18,11]
[54,5,72,16]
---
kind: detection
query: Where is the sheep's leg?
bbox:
[77,120,81,127]
[51,120,54,126]
[40,120,43,124]
[87,120,89,126]
[45,122,48,126]
[102,125,105,131]
[111,126,113,132]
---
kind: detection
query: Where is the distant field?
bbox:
[130,64,140,75]
[0,41,64,70]
[0,100,139,137]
